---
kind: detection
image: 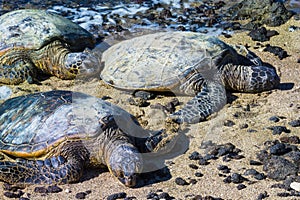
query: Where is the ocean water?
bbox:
[0,0,299,37]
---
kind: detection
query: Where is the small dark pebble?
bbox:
[257,191,269,200]
[223,119,235,127]
[263,44,288,60]
[47,185,62,193]
[277,192,291,197]
[76,191,92,199]
[146,192,158,199]
[34,186,48,193]
[3,191,24,198]
[248,27,278,42]
[189,151,202,160]
[3,183,23,192]
[254,173,266,180]
[133,90,155,100]
[195,172,204,177]
[175,177,189,186]
[280,135,300,144]
[269,116,280,122]
[247,129,257,133]
[191,195,224,200]
[231,173,247,184]
[244,168,259,176]
[288,119,300,127]
[124,197,136,200]
[107,192,127,200]
[217,165,231,173]
[189,179,198,185]
[269,143,291,155]
[158,192,173,200]
[237,184,247,190]
[223,176,232,184]
[19,197,30,200]
[249,160,262,165]
[127,97,149,107]
[189,164,199,169]
[239,123,248,129]
[198,158,210,165]
[270,183,287,189]
[267,126,290,135]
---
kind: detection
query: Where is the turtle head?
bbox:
[221,64,280,93]
[108,145,143,187]
[65,50,102,79]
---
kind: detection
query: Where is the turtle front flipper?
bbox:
[0,142,89,186]
[0,60,35,84]
[170,80,227,124]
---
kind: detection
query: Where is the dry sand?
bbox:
[0,18,299,200]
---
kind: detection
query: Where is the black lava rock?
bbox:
[195,172,204,177]
[3,191,24,199]
[237,184,247,190]
[175,177,189,186]
[75,190,92,199]
[248,27,278,42]
[257,191,269,199]
[249,160,262,165]
[189,164,199,169]
[231,173,247,184]
[263,156,298,180]
[267,126,290,135]
[244,168,260,176]
[254,173,266,180]
[134,91,156,100]
[189,151,202,160]
[269,143,291,155]
[107,192,127,200]
[34,186,48,194]
[223,119,235,127]
[228,0,294,26]
[263,45,288,60]
[288,119,300,127]
[280,136,300,144]
[146,192,158,199]
[47,185,63,193]
[269,116,280,122]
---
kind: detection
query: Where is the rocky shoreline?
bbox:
[0,0,299,199]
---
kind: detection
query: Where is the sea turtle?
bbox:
[100,31,280,123]
[0,9,98,84]
[0,90,158,187]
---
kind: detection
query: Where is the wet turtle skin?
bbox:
[0,90,157,187]
[100,31,280,123]
[0,9,99,84]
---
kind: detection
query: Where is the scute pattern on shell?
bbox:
[0,90,132,156]
[0,9,94,52]
[101,32,232,91]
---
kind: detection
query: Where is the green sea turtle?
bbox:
[100,31,280,123]
[0,9,98,84]
[0,90,158,187]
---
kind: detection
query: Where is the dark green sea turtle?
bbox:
[0,9,98,84]
[100,31,280,123]
[0,90,158,187]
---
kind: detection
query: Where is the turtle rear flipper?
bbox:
[0,142,88,185]
[170,80,226,124]
[0,61,35,84]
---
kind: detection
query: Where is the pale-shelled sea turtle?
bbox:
[0,9,98,84]
[0,90,158,187]
[100,31,280,123]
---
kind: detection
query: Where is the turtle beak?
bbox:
[118,173,138,187]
